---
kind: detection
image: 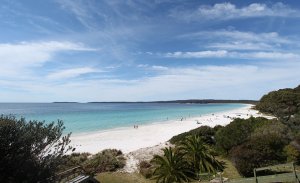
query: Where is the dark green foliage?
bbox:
[0,115,72,183]
[83,149,126,175]
[169,125,216,145]
[151,147,192,183]
[59,152,91,171]
[139,160,153,179]
[284,144,300,164]
[256,85,300,130]
[251,120,292,144]
[151,136,224,183]
[179,136,224,177]
[230,138,287,177]
[284,134,300,164]
[215,117,268,153]
[230,120,290,177]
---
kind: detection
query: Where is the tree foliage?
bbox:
[0,115,72,182]
[151,136,224,183]
[83,149,126,175]
[179,136,224,177]
[169,125,218,145]
[230,120,290,177]
[215,117,268,153]
[256,85,300,130]
[151,147,192,183]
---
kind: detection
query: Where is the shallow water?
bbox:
[0,103,245,134]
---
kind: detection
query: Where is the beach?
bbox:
[70,104,273,154]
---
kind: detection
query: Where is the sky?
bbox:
[1,0,300,102]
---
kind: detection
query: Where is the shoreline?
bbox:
[70,104,272,154]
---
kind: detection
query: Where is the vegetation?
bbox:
[96,172,156,183]
[151,136,223,182]
[151,147,191,183]
[83,149,126,175]
[179,136,224,175]
[256,85,300,131]
[230,121,290,176]
[170,125,218,145]
[96,157,241,183]
[168,87,300,178]
[0,115,72,182]
[215,117,268,153]
[139,160,153,179]
[59,149,126,176]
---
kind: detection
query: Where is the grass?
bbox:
[217,157,241,179]
[95,157,241,183]
[95,172,156,183]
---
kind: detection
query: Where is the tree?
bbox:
[170,126,215,145]
[151,147,192,183]
[0,115,72,182]
[256,85,300,122]
[215,117,267,153]
[179,136,224,179]
[230,120,290,177]
[230,137,287,177]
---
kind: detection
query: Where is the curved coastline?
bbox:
[70,104,272,154]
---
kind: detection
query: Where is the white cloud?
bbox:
[170,2,300,21]
[207,42,274,51]
[179,30,296,52]
[0,41,95,65]
[2,60,299,102]
[0,41,96,78]
[47,67,100,80]
[151,65,169,71]
[164,50,300,60]
[181,30,291,44]
[165,50,228,58]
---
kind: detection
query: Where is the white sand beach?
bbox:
[70,104,273,154]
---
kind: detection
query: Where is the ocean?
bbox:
[0,103,245,134]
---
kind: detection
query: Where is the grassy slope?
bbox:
[95,172,155,183]
[95,157,240,183]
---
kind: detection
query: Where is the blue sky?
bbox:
[1,0,300,102]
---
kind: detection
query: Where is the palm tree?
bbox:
[151,147,192,183]
[179,135,224,179]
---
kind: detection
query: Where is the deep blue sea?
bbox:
[0,103,245,134]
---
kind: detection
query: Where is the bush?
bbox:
[255,85,300,130]
[170,125,215,144]
[0,115,72,182]
[83,149,126,175]
[139,160,153,179]
[215,117,268,153]
[230,121,290,177]
[284,143,300,164]
[59,152,91,171]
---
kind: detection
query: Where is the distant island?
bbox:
[52,102,79,103]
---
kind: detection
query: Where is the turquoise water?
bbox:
[0,103,245,134]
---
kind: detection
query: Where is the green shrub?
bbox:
[139,160,153,179]
[230,138,287,177]
[59,152,91,171]
[0,115,72,182]
[170,125,215,144]
[215,117,268,153]
[256,85,300,131]
[83,149,126,175]
[230,121,290,177]
[284,144,300,164]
